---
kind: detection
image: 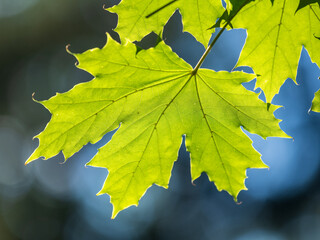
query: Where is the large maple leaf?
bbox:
[106,0,225,46]
[27,36,288,217]
[227,0,320,103]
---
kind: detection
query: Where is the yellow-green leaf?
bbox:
[27,36,288,218]
[107,0,225,46]
[230,0,320,103]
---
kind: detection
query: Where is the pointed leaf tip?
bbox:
[65,44,71,54]
[267,102,271,111]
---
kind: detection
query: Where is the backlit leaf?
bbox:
[27,36,288,217]
[228,0,320,103]
[107,0,225,46]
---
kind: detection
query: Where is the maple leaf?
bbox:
[106,0,225,46]
[26,36,288,217]
[226,0,320,103]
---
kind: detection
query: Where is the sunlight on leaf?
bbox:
[229,0,320,103]
[107,0,225,46]
[27,36,289,217]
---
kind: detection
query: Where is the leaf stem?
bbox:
[191,0,250,75]
[192,25,227,75]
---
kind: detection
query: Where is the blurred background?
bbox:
[1,0,320,239]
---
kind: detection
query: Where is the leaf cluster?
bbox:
[27,0,320,217]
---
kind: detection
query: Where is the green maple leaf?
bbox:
[227,0,320,103]
[106,0,225,46]
[26,36,288,217]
